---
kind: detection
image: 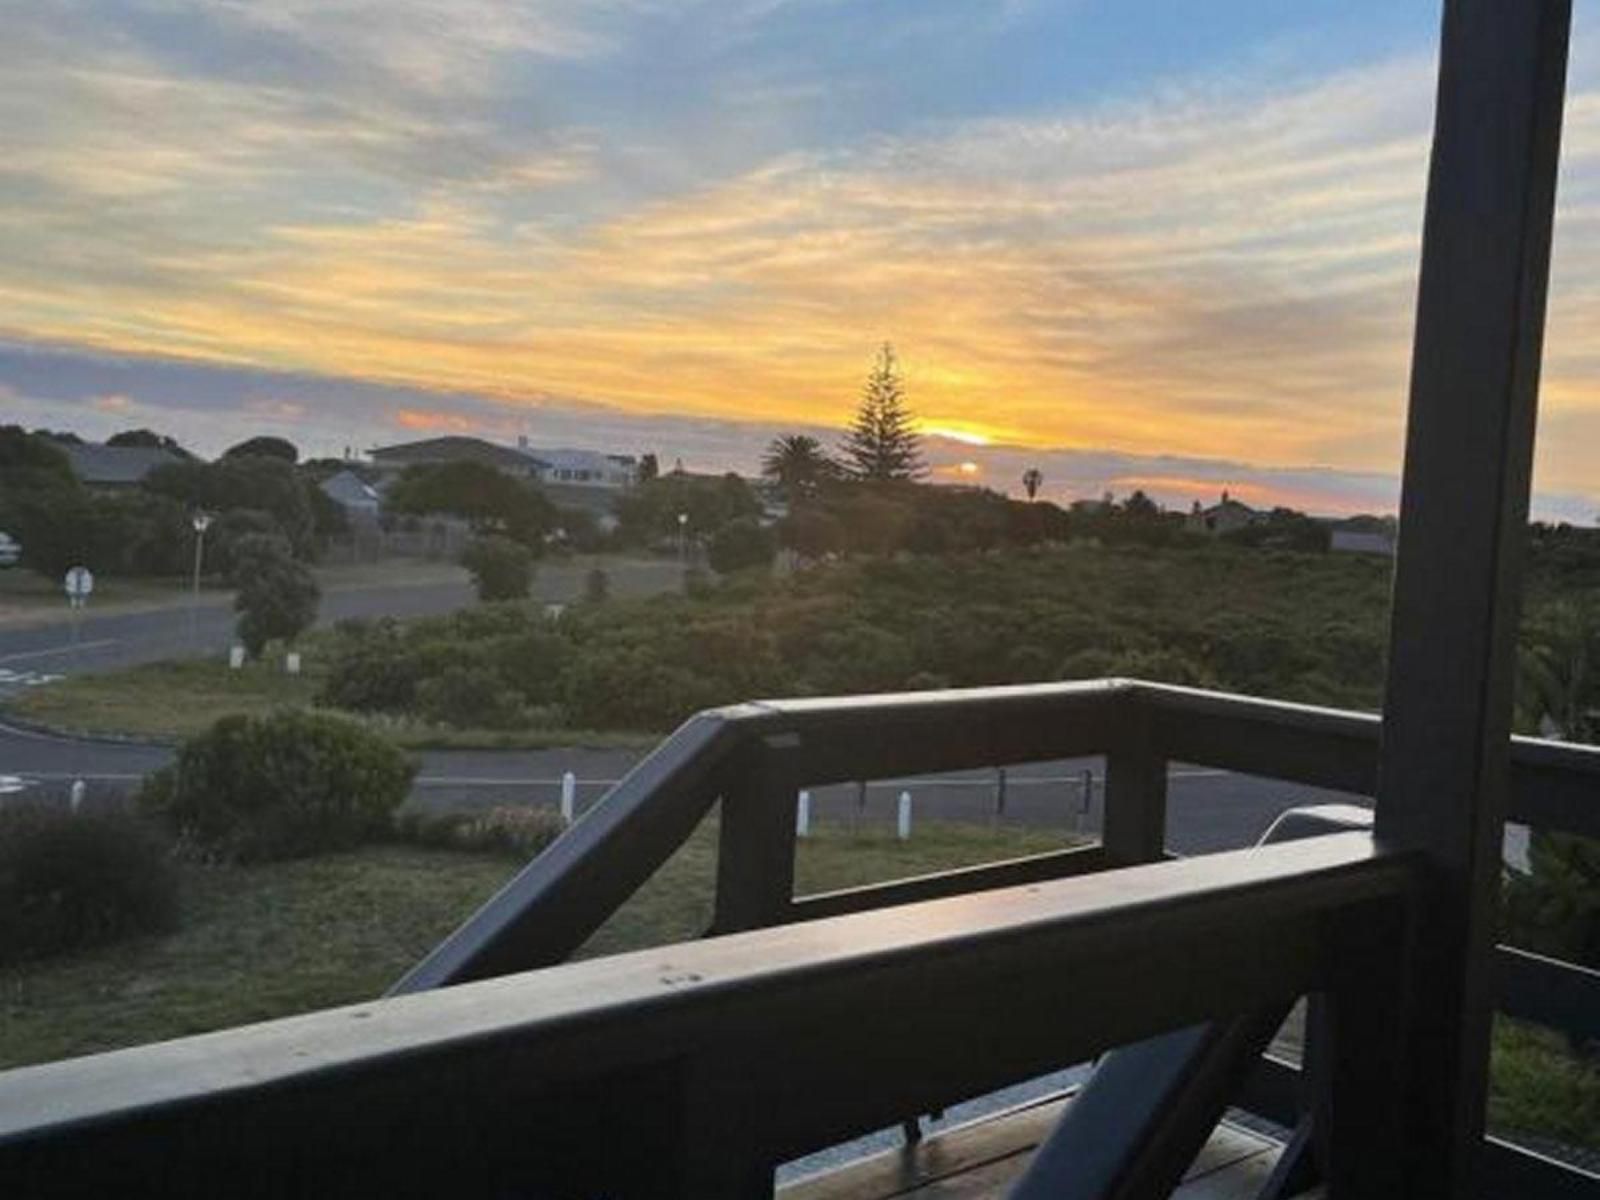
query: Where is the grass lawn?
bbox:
[0,821,1069,1070]
[10,658,322,741]
[1491,1018,1600,1150]
[0,570,194,627]
[7,656,657,750]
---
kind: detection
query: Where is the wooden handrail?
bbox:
[0,835,1415,1198]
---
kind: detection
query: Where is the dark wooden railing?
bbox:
[0,830,1415,1197]
[383,678,1600,1196]
[3,679,1594,1196]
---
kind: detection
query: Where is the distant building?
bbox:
[368,436,546,481]
[1330,528,1397,557]
[518,440,637,489]
[319,469,381,518]
[63,443,183,490]
[1186,491,1262,535]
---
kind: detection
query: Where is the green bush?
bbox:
[1504,833,1600,968]
[232,534,320,658]
[0,804,179,965]
[460,536,533,602]
[317,634,423,712]
[707,517,776,574]
[139,711,415,861]
[416,667,527,730]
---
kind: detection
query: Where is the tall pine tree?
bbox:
[840,343,925,482]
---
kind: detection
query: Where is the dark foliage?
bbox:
[839,344,925,481]
[385,462,555,546]
[0,804,179,965]
[460,535,534,601]
[145,456,318,559]
[612,472,763,547]
[417,666,526,729]
[138,711,415,861]
[232,534,320,657]
[707,517,777,573]
[223,436,298,463]
[107,429,190,456]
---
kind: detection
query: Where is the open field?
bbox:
[0,822,1070,1070]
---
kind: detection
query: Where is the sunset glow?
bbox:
[5,3,1600,516]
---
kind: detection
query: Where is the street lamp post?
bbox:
[677,512,688,564]
[189,512,212,649]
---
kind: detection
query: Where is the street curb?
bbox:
[0,711,179,749]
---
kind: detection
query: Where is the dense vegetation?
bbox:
[313,545,1396,734]
[0,425,338,579]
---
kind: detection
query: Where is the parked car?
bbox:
[0,532,19,568]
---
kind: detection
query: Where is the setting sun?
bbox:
[920,425,994,448]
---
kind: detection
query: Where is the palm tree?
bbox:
[1022,468,1043,501]
[762,434,837,500]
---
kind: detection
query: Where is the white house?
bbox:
[517,440,637,489]
[1185,491,1263,536]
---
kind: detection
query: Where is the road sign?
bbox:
[64,566,94,604]
[0,532,19,567]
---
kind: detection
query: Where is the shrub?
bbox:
[0,804,179,965]
[318,634,423,712]
[708,517,776,574]
[1504,833,1600,968]
[491,630,573,706]
[416,667,526,730]
[139,710,415,861]
[584,567,610,603]
[233,534,320,658]
[394,806,566,859]
[460,536,534,602]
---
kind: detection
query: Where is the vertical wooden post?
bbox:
[1376,2,1571,1195]
[712,735,801,935]
[1103,697,1167,865]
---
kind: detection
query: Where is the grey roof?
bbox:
[64,443,183,486]
[369,437,545,471]
[319,469,380,508]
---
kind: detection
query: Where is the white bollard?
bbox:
[69,779,85,814]
[796,790,811,838]
[560,771,577,825]
[897,790,912,841]
[229,645,245,670]
[285,651,302,675]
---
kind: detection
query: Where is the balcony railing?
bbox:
[2,679,1597,1197]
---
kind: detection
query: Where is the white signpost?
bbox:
[63,566,93,665]
[63,565,93,607]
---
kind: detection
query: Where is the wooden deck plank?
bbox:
[780,1092,1285,1200]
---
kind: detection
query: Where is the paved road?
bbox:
[0,559,681,683]
[0,719,1361,855]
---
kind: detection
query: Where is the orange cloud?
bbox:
[396,408,478,432]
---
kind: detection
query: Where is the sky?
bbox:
[3,1,1600,518]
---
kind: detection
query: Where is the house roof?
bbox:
[319,469,380,508]
[530,447,637,471]
[64,443,183,486]
[369,437,545,471]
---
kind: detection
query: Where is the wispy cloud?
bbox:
[5,3,1600,513]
